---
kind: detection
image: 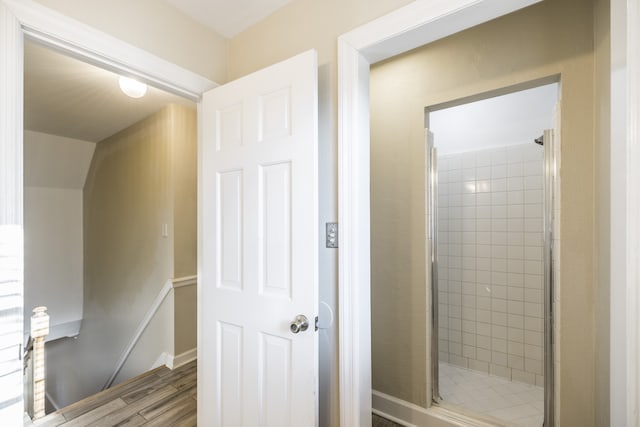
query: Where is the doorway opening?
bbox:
[22,38,198,419]
[427,82,559,426]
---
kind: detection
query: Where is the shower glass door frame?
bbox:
[427,122,558,427]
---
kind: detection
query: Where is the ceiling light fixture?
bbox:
[118,76,147,98]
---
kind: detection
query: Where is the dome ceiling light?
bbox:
[118,76,147,98]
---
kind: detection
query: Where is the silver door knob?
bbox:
[290,315,309,334]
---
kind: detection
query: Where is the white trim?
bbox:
[151,348,197,371]
[167,348,197,370]
[151,352,171,370]
[103,279,173,390]
[372,390,497,427]
[0,3,24,424]
[610,0,640,425]
[45,320,81,343]
[3,0,216,100]
[0,2,23,226]
[337,1,542,425]
[172,275,197,289]
[626,0,640,424]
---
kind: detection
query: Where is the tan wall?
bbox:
[170,104,198,355]
[370,117,427,406]
[33,0,228,83]
[174,285,197,355]
[228,0,412,79]
[171,105,198,279]
[594,0,610,424]
[370,0,598,424]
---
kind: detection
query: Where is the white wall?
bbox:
[23,131,95,337]
[24,187,83,330]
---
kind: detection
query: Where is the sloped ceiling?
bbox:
[23,130,96,189]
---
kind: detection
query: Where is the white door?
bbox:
[199,50,318,427]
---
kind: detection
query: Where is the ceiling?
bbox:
[24,1,295,143]
[24,41,194,143]
[430,83,559,155]
[165,0,292,38]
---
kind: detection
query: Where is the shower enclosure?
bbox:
[427,89,558,427]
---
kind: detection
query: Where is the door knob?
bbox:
[290,315,309,334]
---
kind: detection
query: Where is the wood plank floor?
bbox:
[372,413,406,427]
[33,360,197,427]
[30,362,402,427]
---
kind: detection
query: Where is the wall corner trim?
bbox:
[167,348,197,370]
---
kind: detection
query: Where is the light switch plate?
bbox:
[326,222,338,248]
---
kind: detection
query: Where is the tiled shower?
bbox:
[437,142,545,387]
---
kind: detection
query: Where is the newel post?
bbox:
[31,306,49,419]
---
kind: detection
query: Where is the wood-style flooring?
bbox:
[32,360,197,427]
[30,361,403,427]
[372,413,405,427]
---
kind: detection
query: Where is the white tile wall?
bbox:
[437,143,544,386]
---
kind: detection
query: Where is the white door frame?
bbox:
[336,1,588,426]
[610,0,640,425]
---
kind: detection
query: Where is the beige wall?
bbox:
[229,0,412,79]
[33,0,228,83]
[170,104,198,355]
[174,285,197,355]
[370,0,598,424]
[171,105,198,279]
[594,0,611,424]
[371,116,427,406]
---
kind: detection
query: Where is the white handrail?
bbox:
[102,275,197,390]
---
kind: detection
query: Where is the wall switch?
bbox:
[326,222,338,248]
[162,223,169,238]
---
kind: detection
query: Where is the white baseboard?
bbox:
[151,352,171,370]
[372,390,497,427]
[166,348,197,370]
[151,348,196,370]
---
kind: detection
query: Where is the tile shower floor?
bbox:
[439,362,544,427]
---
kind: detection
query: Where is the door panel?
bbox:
[200,50,318,427]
